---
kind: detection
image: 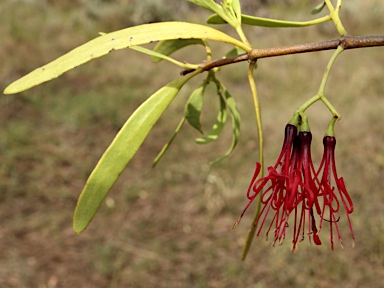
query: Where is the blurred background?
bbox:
[1,0,384,287]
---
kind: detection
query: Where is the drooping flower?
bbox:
[238,122,323,249]
[239,124,297,244]
[316,135,354,249]
[287,130,322,249]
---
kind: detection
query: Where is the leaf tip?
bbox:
[73,203,92,234]
[73,217,87,234]
[3,85,16,95]
[311,2,326,15]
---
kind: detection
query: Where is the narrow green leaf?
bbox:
[311,2,326,15]
[73,71,199,233]
[152,39,204,63]
[152,117,186,167]
[130,45,198,69]
[195,93,227,144]
[188,0,236,27]
[4,22,249,94]
[207,13,330,27]
[153,81,208,166]
[185,84,206,134]
[210,85,241,164]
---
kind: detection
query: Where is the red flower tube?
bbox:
[316,135,354,249]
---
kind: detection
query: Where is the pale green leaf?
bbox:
[4,22,249,94]
[185,84,206,134]
[195,93,227,144]
[152,39,204,63]
[73,71,199,233]
[207,13,330,27]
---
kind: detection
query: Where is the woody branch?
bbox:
[180,34,384,75]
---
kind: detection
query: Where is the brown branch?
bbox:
[180,34,384,75]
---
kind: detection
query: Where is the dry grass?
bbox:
[1,1,384,287]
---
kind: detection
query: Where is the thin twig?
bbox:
[180,34,384,75]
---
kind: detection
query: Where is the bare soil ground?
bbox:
[1,1,384,287]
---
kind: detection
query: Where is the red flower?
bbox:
[238,122,355,250]
[288,131,322,249]
[239,125,322,249]
[316,136,354,249]
[240,124,297,244]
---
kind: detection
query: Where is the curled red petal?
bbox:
[337,177,354,214]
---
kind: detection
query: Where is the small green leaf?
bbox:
[207,13,330,27]
[195,93,227,144]
[152,39,204,63]
[311,2,326,15]
[152,117,186,167]
[185,84,206,134]
[4,22,249,94]
[73,71,199,233]
[210,86,240,164]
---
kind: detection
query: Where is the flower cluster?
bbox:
[239,121,354,250]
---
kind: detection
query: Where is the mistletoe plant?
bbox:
[4,0,384,259]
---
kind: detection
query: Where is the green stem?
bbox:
[288,113,301,127]
[202,40,213,62]
[236,26,251,48]
[325,0,348,35]
[241,61,262,261]
[296,45,344,118]
[317,45,344,118]
[305,15,332,26]
[325,116,338,136]
[295,94,321,113]
[130,46,199,70]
